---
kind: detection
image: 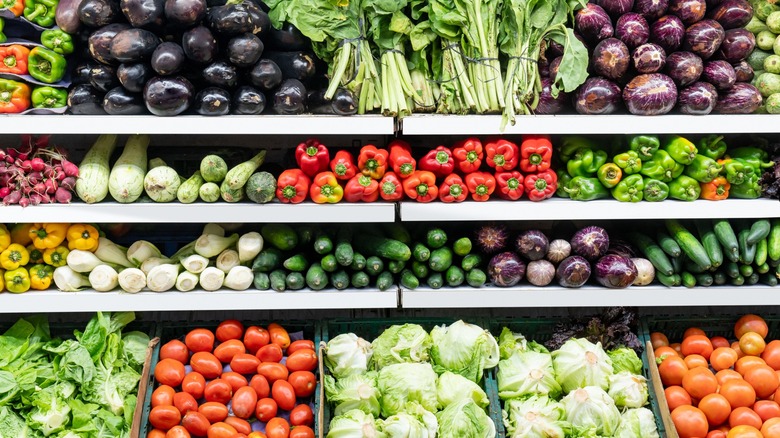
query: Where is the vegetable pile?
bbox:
[0,311,151,437]
[147,319,316,437]
[746,0,780,113]
[323,320,499,437]
[652,313,780,437]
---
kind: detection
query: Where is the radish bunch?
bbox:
[0,136,80,207]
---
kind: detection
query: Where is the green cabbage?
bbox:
[503,395,570,438]
[436,371,489,409]
[608,348,643,375]
[561,386,621,436]
[614,407,660,438]
[498,327,528,360]
[326,409,383,438]
[430,320,499,383]
[0,406,38,438]
[435,399,495,438]
[607,371,649,408]
[27,383,75,436]
[324,372,382,417]
[377,405,438,438]
[371,324,432,370]
[497,349,561,400]
[552,338,613,393]
[325,333,374,379]
[377,363,439,416]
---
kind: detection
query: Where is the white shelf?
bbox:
[0,288,399,313]
[401,285,780,308]
[1,202,397,223]
[0,115,395,135]
[401,114,780,135]
[400,199,780,221]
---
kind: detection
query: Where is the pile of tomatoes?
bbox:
[653,314,780,438]
[146,320,318,438]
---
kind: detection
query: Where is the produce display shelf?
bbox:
[0,288,399,313]
[400,114,780,135]
[399,198,780,221]
[0,114,396,135]
[400,285,780,308]
[0,201,397,223]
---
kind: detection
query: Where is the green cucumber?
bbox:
[666,220,712,270]
[376,271,394,291]
[253,272,270,290]
[296,225,316,246]
[681,271,697,288]
[724,261,740,278]
[771,258,780,267]
[411,260,429,279]
[756,238,769,267]
[713,219,740,262]
[757,263,771,274]
[769,219,780,261]
[747,272,760,285]
[656,230,682,257]
[453,237,472,256]
[684,259,707,274]
[762,273,779,286]
[657,272,681,287]
[388,260,406,274]
[671,256,683,274]
[365,256,384,276]
[748,219,772,245]
[740,264,754,277]
[695,221,723,269]
[426,228,448,249]
[713,271,727,285]
[252,248,282,273]
[412,243,431,262]
[461,254,483,272]
[330,270,350,290]
[335,228,354,266]
[427,273,444,289]
[739,228,757,265]
[429,247,453,272]
[286,272,304,290]
[314,234,334,254]
[261,224,298,251]
[305,263,328,290]
[445,266,465,287]
[321,254,338,272]
[353,235,411,261]
[400,269,420,290]
[382,223,412,245]
[270,269,286,292]
[695,273,714,287]
[466,268,487,288]
[351,271,370,288]
[628,232,674,276]
[731,274,745,286]
[350,253,366,271]
[283,254,308,272]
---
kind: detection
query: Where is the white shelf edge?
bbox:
[401,114,780,135]
[400,199,780,221]
[0,288,399,313]
[0,202,397,223]
[0,115,396,135]
[401,285,780,308]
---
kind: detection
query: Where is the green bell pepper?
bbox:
[698,135,727,160]
[643,179,669,202]
[559,136,600,162]
[31,86,66,108]
[730,173,762,199]
[23,0,57,27]
[720,158,755,185]
[683,154,723,183]
[597,163,622,188]
[613,150,642,174]
[640,150,685,182]
[566,148,608,178]
[0,18,6,44]
[27,47,65,84]
[669,175,702,201]
[556,169,572,198]
[663,135,698,165]
[40,29,74,55]
[565,176,610,201]
[611,174,644,202]
[727,147,775,169]
[629,135,660,159]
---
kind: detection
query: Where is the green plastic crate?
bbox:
[488,316,665,438]
[320,317,501,438]
[139,318,321,437]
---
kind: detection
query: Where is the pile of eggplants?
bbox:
[570,0,762,115]
[60,0,358,116]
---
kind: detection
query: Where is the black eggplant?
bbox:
[182,26,218,63]
[164,0,206,26]
[245,1,269,35]
[88,23,130,65]
[88,64,120,92]
[306,89,332,114]
[120,0,164,28]
[195,87,231,115]
[331,88,357,115]
[78,0,121,27]
[226,33,263,68]
[73,61,99,85]
[202,60,239,88]
[206,3,254,35]
[68,84,107,115]
[265,23,309,51]
[103,87,147,114]
[143,76,194,116]
[151,42,185,75]
[264,51,316,81]
[248,59,282,91]
[110,28,161,63]
[57,0,85,33]
[232,86,266,114]
[117,63,153,92]
[273,79,306,114]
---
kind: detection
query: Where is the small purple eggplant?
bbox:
[650,15,686,53]
[616,13,651,49]
[677,81,718,114]
[633,43,667,73]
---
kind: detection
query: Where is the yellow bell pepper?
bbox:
[43,246,69,268]
[29,223,68,250]
[0,269,4,292]
[67,224,99,252]
[28,264,53,290]
[4,268,30,293]
[27,245,44,264]
[10,223,33,245]
[0,244,29,270]
[0,224,10,252]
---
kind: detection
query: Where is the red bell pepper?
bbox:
[524,170,558,202]
[0,45,30,75]
[358,145,389,179]
[438,173,467,203]
[495,171,524,201]
[485,138,519,171]
[402,171,438,203]
[330,150,357,181]
[419,146,455,178]
[388,139,416,179]
[310,171,343,204]
[276,169,310,204]
[295,138,330,177]
[452,137,483,174]
[519,135,553,173]
[344,174,379,203]
[379,172,404,201]
[464,171,496,202]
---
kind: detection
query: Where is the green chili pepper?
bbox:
[698,135,727,160]
[613,150,642,174]
[597,163,622,188]
[629,135,660,159]
[669,175,702,201]
[611,174,644,202]
[730,173,762,199]
[564,176,610,201]
[727,147,775,169]
[640,150,685,182]
[0,18,6,44]
[683,154,723,183]
[27,47,66,84]
[643,179,669,202]
[559,136,600,162]
[555,169,572,198]
[663,135,698,165]
[566,148,608,178]
[31,86,66,108]
[720,158,755,185]
[40,29,74,55]
[23,0,57,27]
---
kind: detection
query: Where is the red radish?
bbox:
[60,177,76,191]
[0,187,10,199]
[54,187,72,204]
[44,179,57,194]
[28,172,42,184]
[20,160,32,172]
[29,193,42,206]
[60,157,79,178]
[3,190,21,205]
[40,193,52,203]
[33,182,46,194]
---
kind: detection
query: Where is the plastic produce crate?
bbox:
[139,318,321,437]
[319,317,501,438]
[488,316,665,438]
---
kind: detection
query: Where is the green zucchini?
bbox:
[253,272,270,290]
[199,182,221,203]
[351,253,366,271]
[200,154,228,183]
[285,272,304,290]
[382,223,412,245]
[335,228,354,266]
[353,235,411,261]
[427,273,444,289]
[261,224,298,251]
[769,219,780,261]
[657,272,681,287]
[365,256,384,276]
[713,219,740,262]
[305,263,328,290]
[224,150,266,190]
[762,272,779,286]
[757,263,771,274]
[245,171,277,204]
[695,273,714,287]
[739,228,757,265]
[376,271,394,291]
[283,254,308,272]
[748,219,772,245]
[220,180,244,203]
[330,270,350,290]
[747,272,760,285]
[724,261,740,278]
[671,256,683,274]
[461,254,483,272]
[400,269,420,290]
[270,269,286,292]
[756,238,769,267]
[411,260,429,279]
[426,228,448,249]
[628,232,674,276]
[314,234,334,255]
[252,248,282,273]
[713,271,727,285]
[684,259,707,274]
[666,220,711,270]
[351,271,370,288]
[297,225,317,246]
[695,221,723,269]
[656,230,682,257]
[321,254,338,272]
[445,266,465,287]
[466,268,487,288]
[177,171,205,204]
[388,260,406,274]
[412,243,431,262]
[731,274,745,286]
[76,134,118,204]
[452,237,472,256]
[681,271,697,288]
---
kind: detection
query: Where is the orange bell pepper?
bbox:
[402,171,438,203]
[700,176,730,201]
[357,145,389,179]
[309,171,343,204]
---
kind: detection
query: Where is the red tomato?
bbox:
[290,426,314,438]
[173,392,199,416]
[286,340,315,355]
[762,417,780,437]
[272,380,296,411]
[682,335,715,360]
[659,356,689,387]
[152,385,175,408]
[231,353,261,375]
[655,346,680,360]
[290,404,313,427]
[706,431,728,438]
[206,422,238,438]
[244,326,270,354]
[257,362,289,383]
[182,372,206,400]
[665,386,692,411]
[166,425,191,438]
[671,405,709,438]
[224,416,252,434]
[736,356,767,375]
[204,379,233,405]
[221,371,249,392]
[150,405,182,431]
[232,386,259,420]
[266,417,290,438]
[155,359,186,387]
[716,369,743,386]
[728,425,763,438]
[711,336,731,349]
[199,402,229,424]
[729,407,763,429]
[745,365,780,398]
[735,314,769,339]
[651,332,669,349]
[256,398,278,422]
[148,429,167,438]
[191,352,223,379]
[186,328,215,353]
[698,393,731,427]
[754,400,780,422]
[248,433,268,438]
[216,320,245,342]
[740,332,767,356]
[288,371,316,398]
[214,339,246,364]
[720,379,757,409]
[685,354,709,369]
[285,349,317,373]
[256,344,283,363]
[763,341,780,370]
[685,327,707,338]
[160,340,190,364]
[250,374,271,399]
[711,347,739,371]
[683,367,718,400]
[182,411,211,437]
[267,323,291,350]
